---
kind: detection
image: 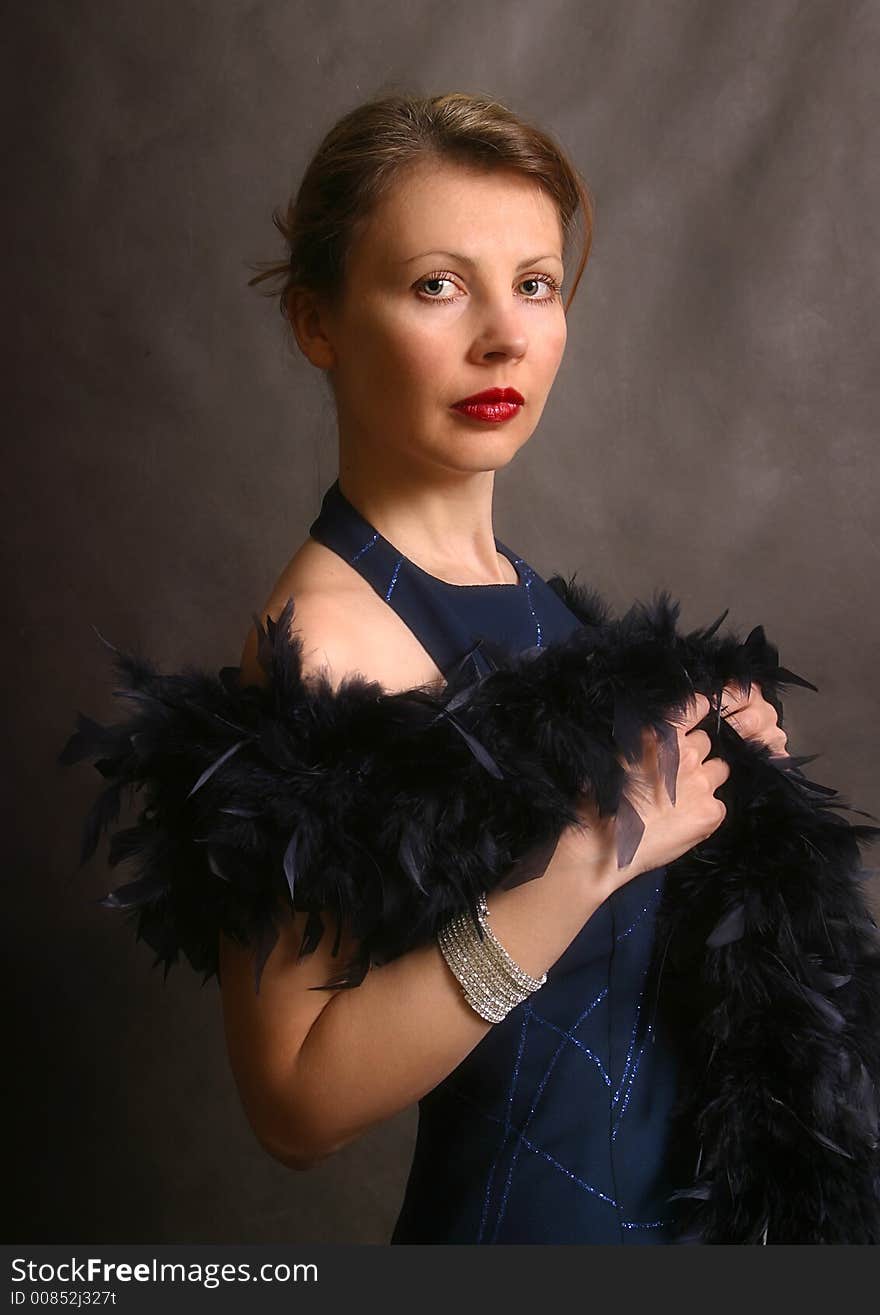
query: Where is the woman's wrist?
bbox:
[546,815,621,905]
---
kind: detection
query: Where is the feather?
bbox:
[78,783,123,864]
[655,719,680,806]
[706,904,746,948]
[282,828,301,901]
[187,738,250,797]
[775,666,820,693]
[615,794,646,869]
[433,708,504,777]
[58,581,880,1243]
[97,875,167,908]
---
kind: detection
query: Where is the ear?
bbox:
[286,287,337,371]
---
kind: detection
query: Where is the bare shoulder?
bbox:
[240,535,445,695]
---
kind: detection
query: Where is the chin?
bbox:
[444,441,527,476]
[449,416,538,454]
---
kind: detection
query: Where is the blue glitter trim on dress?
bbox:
[513,557,543,649]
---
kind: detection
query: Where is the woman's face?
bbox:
[313,158,568,478]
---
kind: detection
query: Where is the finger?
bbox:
[683,728,712,764]
[708,796,727,830]
[768,730,789,757]
[726,699,786,751]
[720,680,752,715]
[670,692,711,730]
[726,706,760,736]
[706,755,731,787]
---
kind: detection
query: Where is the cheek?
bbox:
[545,317,567,372]
[527,315,567,392]
[349,306,441,394]
[375,319,464,404]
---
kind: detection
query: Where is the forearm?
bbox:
[281,844,613,1163]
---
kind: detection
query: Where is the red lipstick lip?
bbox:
[452,387,524,407]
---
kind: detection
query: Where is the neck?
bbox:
[335,452,514,587]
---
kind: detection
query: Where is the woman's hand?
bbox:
[721,681,788,758]
[552,693,731,895]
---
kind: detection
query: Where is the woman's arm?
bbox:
[220,827,611,1169]
[220,596,726,1170]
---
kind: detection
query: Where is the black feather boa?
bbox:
[58,576,880,1243]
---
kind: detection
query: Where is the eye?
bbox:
[519,274,563,302]
[415,272,462,303]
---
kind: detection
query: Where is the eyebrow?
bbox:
[399,250,564,269]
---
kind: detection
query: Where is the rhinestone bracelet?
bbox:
[439,903,547,1022]
[438,915,525,1021]
[437,915,524,1022]
[476,892,548,993]
[436,894,548,1023]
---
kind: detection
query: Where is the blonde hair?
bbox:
[248,91,594,318]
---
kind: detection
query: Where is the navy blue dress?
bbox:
[309,479,680,1245]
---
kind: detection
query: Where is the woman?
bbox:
[220,92,785,1243]
[62,92,878,1246]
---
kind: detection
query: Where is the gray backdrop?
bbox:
[6,0,878,1244]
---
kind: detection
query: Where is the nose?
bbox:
[466,298,528,364]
